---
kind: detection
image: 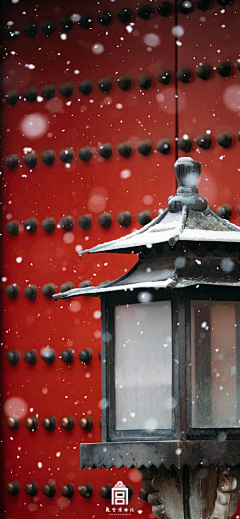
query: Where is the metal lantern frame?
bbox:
[101,284,240,444]
[54,158,240,470]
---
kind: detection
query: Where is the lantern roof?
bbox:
[77,157,240,256]
[76,204,240,256]
[53,157,240,300]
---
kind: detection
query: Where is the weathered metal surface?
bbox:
[148,466,184,519]
[80,441,240,470]
[143,465,240,519]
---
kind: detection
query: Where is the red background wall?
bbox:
[1,0,240,517]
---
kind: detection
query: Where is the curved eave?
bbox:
[53,262,140,300]
[78,209,169,256]
[53,279,173,300]
[53,278,240,300]
[79,230,240,257]
[78,207,240,257]
[80,440,240,469]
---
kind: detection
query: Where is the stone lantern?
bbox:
[54,158,240,519]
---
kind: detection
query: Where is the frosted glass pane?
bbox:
[191,300,240,428]
[115,301,172,430]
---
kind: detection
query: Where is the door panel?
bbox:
[1,1,176,518]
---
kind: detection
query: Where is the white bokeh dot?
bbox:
[92,43,105,55]
[223,85,240,112]
[88,194,106,213]
[71,13,81,22]
[156,93,165,103]
[93,310,101,319]
[20,113,49,139]
[69,301,81,313]
[143,194,153,205]
[120,169,131,179]
[63,232,75,244]
[171,26,185,38]
[75,244,83,253]
[143,33,160,47]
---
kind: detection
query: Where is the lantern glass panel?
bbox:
[191,300,240,428]
[114,300,172,431]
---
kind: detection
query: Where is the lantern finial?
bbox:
[168,157,207,212]
[174,156,202,188]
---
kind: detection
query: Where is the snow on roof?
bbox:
[53,158,240,301]
[77,205,240,257]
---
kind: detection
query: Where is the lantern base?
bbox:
[139,464,239,519]
[80,440,240,470]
